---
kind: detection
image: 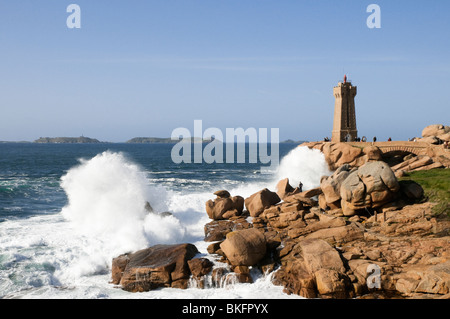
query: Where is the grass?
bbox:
[399,168,450,218]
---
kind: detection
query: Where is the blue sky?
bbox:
[0,0,449,142]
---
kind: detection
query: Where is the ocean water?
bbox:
[0,143,331,299]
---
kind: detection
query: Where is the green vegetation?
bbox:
[400,168,450,217]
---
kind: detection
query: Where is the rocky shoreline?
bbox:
[111,169,449,298]
[110,127,450,299]
[197,166,449,299]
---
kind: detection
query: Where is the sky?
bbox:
[0,0,449,142]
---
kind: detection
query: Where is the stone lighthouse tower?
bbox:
[332,75,358,143]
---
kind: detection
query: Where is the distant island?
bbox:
[126,137,219,144]
[1,137,307,144]
[34,136,102,144]
[126,137,307,144]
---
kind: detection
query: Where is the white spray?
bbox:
[58,146,330,279]
[274,146,331,191]
[60,151,186,277]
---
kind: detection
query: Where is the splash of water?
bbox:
[57,146,330,279]
[274,146,331,191]
[60,151,186,277]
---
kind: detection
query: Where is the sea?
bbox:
[0,142,331,299]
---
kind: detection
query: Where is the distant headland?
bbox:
[34,136,102,144]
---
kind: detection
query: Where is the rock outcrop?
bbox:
[111,174,449,299]
[220,228,267,266]
[187,257,214,288]
[421,124,450,143]
[302,142,364,171]
[301,142,395,171]
[340,161,400,216]
[301,124,450,174]
[391,155,447,178]
[205,191,244,220]
[111,243,199,292]
[110,137,449,299]
[319,161,404,217]
[244,188,280,217]
[273,238,351,298]
[276,178,301,199]
[193,169,449,299]
[320,164,352,207]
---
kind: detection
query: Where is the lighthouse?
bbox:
[331,75,358,143]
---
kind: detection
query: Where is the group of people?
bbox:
[321,135,449,148]
[322,136,380,143]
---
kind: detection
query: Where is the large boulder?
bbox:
[339,170,367,215]
[112,243,199,292]
[363,145,383,162]
[206,197,232,220]
[244,188,280,217]
[273,239,352,298]
[340,161,400,216]
[400,180,424,200]
[206,192,244,220]
[111,254,130,285]
[321,143,363,170]
[320,164,352,204]
[204,219,235,242]
[357,161,400,203]
[272,260,317,298]
[275,178,300,200]
[320,161,402,216]
[422,124,450,138]
[220,228,267,266]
